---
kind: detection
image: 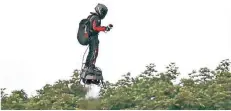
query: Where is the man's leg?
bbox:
[93,43,99,65]
[85,35,99,68]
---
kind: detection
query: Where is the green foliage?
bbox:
[1,59,231,110]
[1,89,28,110]
[99,59,231,110]
[1,70,88,110]
[77,98,101,110]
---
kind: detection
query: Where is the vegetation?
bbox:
[1,59,231,110]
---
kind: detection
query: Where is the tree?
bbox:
[1,59,231,110]
[99,60,231,110]
[1,89,28,110]
[1,70,88,110]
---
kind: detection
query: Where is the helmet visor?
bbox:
[100,9,107,19]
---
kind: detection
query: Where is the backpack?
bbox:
[77,15,93,45]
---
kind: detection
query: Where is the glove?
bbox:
[108,24,113,28]
[105,26,111,31]
[105,24,113,31]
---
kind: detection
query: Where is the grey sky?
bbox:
[0,0,231,95]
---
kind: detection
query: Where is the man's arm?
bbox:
[92,20,106,32]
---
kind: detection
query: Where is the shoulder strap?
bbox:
[87,14,96,23]
[87,12,100,22]
[86,14,95,34]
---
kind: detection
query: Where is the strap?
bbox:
[87,14,95,23]
[87,14,96,33]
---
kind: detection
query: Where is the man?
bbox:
[84,3,113,72]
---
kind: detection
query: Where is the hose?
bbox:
[81,46,89,71]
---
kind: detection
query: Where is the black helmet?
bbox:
[95,3,108,19]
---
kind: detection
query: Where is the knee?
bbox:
[88,50,94,55]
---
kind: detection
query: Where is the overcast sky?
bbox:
[1,0,231,95]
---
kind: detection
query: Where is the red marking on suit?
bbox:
[93,20,106,32]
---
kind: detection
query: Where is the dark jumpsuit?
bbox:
[85,14,106,68]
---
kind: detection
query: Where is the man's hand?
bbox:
[108,24,113,28]
[105,24,113,32]
[105,26,111,31]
